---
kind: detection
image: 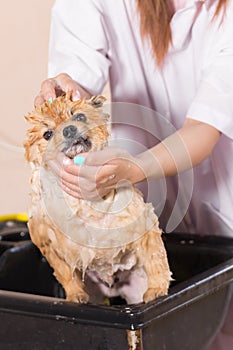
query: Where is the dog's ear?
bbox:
[88,95,111,122]
[87,95,106,108]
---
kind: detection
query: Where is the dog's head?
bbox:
[24,93,110,165]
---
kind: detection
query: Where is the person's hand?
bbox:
[46,148,146,201]
[34,73,91,106]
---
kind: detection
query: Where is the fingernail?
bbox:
[73,91,81,101]
[63,157,73,165]
[48,97,53,104]
[74,155,85,165]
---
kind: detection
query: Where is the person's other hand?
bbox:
[34,73,91,106]
[46,148,146,201]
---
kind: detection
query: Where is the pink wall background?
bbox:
[0,0,54,214]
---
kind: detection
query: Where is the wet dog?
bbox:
[24,93,172,304]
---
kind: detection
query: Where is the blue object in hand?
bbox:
[74,155,85,165]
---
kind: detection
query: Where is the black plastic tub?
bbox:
[0,220,233,350]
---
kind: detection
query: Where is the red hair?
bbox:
[137,0,229,66]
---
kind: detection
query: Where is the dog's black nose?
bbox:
[63,125,77,139]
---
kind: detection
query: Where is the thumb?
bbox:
[85,148,120,166]
[72,89,81,101]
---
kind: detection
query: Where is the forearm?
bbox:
[133,118,221,183]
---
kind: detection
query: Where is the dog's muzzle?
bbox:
[62,125,92,158]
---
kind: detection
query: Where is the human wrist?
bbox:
[127,157,146,184]
[135,150,164,182]
[76,83,92,99]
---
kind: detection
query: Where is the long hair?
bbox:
[137,0,229,66]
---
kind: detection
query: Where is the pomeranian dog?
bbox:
[24,93,171,304]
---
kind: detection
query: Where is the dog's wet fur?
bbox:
[24,93,172,304]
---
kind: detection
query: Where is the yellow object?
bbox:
[0,213,28,222]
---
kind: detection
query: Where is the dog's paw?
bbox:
[66,292,89,304]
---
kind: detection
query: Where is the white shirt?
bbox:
[48,0,233,236]
[170,0,188,11]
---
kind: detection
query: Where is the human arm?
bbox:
[136,118,221,180]
[48,118,220,200]
[35,0,110,105]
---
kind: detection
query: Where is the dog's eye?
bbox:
[72,113,87,123]
[43,130,54,141]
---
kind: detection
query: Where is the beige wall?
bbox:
[0,1,55,214]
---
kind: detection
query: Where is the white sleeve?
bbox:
[187,10,233,140]
[48,0,110,95]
